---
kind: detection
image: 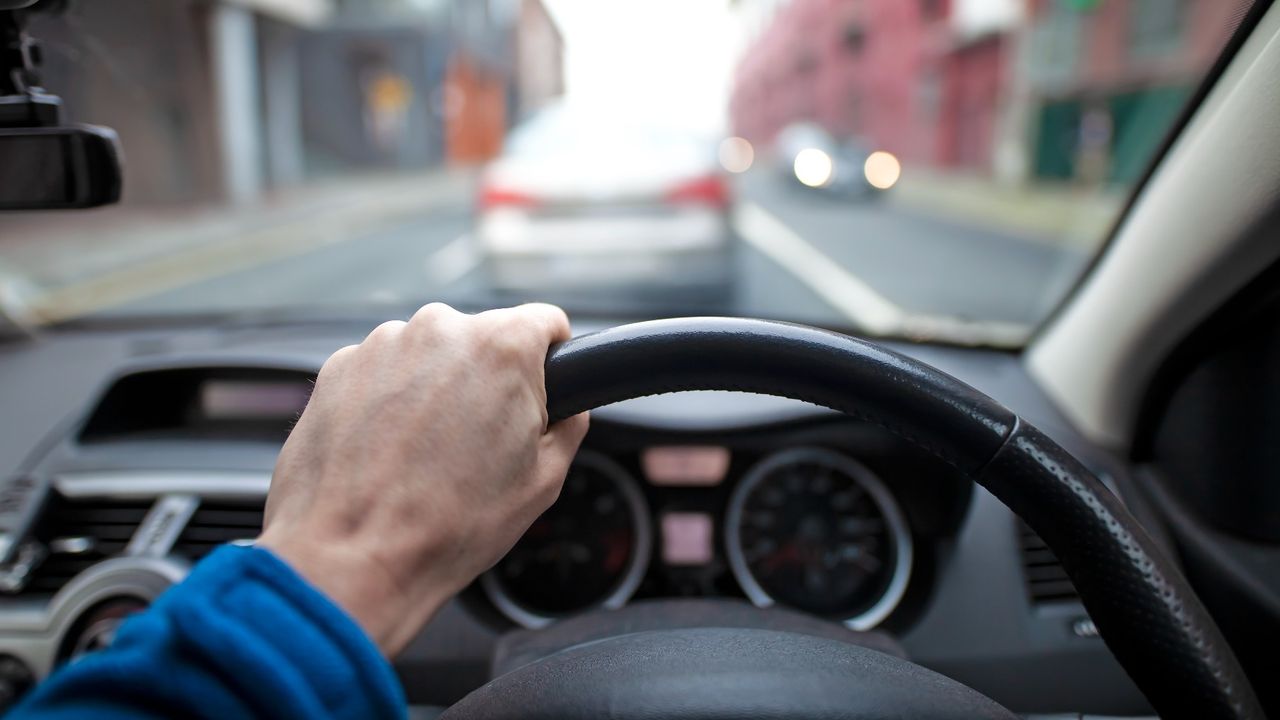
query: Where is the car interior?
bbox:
[1,0,1279,718]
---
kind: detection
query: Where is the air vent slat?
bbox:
[174,501,265,563]
[179,528,258,543]
[64,526,137,540]
[10,495,156,597]
[57,508,150,524]
[1026,580,1079,601]
[1023,565,1073,581]
[1020,550,1060,564]
[188,510,266,528]
[1017,521,1080,604]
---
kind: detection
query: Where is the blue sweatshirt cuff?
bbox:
[10,544,406,720]
[161,544,406,718]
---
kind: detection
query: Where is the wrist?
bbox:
[258,528,453,657]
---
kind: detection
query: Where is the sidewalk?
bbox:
[0,168,475,321]
[887,167,1125,253]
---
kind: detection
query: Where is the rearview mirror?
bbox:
[0,124,123,210]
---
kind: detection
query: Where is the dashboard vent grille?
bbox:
[1018,521,1080,604]
[173,500,264,563]
[24,495,154,594]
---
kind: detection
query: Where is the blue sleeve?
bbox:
[8,545,406,720]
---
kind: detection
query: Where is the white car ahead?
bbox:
[475,105,735,308]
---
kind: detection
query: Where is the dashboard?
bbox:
[0,318,1154,714]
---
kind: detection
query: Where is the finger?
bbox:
[521,303,573,343]
[479,303,572,345]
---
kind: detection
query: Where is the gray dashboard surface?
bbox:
[0,317,1148,713]
[0,317,1098,475]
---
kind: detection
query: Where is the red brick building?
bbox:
[731,0,1247,183]
[731,0,954,166]
[938,34,1006,170]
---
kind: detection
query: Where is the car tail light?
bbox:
[478,185,540,211]
[665,175,730,210]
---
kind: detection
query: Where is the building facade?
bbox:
[730,0,956,167]
[31,0,330,206]
[26,0,562,206]
[1023,0,1245,184]
[730,0,1246,186]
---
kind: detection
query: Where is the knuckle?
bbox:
[367,319,407,343]
[318,344,357,378]
[409,303,464,343]
[411,302,456,326]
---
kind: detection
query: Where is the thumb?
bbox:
[538,411,590,483]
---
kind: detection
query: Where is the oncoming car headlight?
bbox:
[793,148,834,188]
[863,151,901,190]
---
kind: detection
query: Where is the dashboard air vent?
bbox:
[172,500,264,563]
[1017,521,1079,604]
[22,495,154,595]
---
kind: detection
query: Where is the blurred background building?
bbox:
[27,0,563,207]
[730,0,1243,188]
[20,0,1242,210]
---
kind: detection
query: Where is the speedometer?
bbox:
[481,450,651,628]
[725,447,912,630]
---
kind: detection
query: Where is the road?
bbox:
[119,170,1090,339]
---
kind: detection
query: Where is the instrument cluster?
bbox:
[477,420,971,632]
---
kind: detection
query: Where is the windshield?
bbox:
[0,0,1251,346]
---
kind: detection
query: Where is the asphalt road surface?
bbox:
[119,170,1089,336]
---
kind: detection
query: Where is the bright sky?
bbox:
[542,0,740,134]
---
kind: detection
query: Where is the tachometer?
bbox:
[482,450,651,628]
[725,447,911,630]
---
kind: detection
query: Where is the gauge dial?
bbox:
[482,450,651,628]
[725,447,912,630]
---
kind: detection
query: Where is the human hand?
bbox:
[258,303,589,656]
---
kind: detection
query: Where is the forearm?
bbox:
[9,545,405,720]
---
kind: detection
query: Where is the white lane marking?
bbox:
[425,234,481,286]
[734,202,1031,346]
[734,202,905,334]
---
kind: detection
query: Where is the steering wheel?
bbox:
[443,318,1262,720]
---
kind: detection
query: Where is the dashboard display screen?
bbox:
[642,446,730,486]
[201,380,312,420]
[661,512,714,565]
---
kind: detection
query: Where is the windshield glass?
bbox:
[0,0,1251,346]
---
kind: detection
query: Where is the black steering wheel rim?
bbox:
[460,318,1262,719]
